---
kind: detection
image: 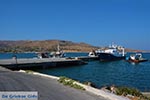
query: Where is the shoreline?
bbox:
[18,70,129,100]
[23,70,150,99]
[0,66,149,99]
[0,66,108,100]
[20,70,150,93]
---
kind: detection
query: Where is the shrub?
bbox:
[116,86,150,100]
[116,87,142,96]
[58,76,85,90]
[25,70,34,74]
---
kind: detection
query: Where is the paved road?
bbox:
[0,67,108,100]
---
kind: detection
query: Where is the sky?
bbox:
[0,0,150,50]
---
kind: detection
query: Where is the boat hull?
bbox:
[98,53,125,62]
[127,59,148,63]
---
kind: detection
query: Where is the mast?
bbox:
[57,44,60,52]
[122,47,125,56]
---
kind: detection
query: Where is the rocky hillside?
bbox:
[0,40,98,52]
[0,40,146,53]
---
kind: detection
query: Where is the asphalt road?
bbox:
[0,67,108,100]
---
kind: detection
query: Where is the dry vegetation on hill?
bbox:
[0,40,98,52]
[0,40,145,53]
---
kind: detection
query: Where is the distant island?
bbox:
[0,40,146,53]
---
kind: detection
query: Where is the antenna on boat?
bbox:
[109,42,116,48]
[122,47,125,56]
[109,42,113,48]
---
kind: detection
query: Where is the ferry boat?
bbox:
[96,44,126,61]
[126,53,148,63]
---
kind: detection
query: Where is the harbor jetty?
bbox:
[0,58,86,70]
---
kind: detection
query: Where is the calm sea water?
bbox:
[0,52,150,92]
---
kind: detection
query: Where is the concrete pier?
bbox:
[0,58,86,70]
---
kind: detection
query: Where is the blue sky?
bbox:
[0,0,150,50]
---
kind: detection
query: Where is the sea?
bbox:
[0,52,150,92]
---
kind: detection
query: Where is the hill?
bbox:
[0,40,146,53]
[0,40,98,53]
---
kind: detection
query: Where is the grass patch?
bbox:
[58,76,85,90]
[101,85,150,100]
[25,70,34,74]
[116,87,142,96]
[116,86,150,100]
